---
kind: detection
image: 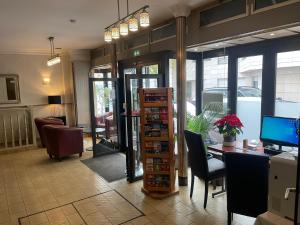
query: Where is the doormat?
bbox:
[81,153,127,182]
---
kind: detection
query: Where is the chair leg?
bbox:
[48,154,53,159]
[204,180,208,209]
[79,152,82,157]
[190,173,194,198]
[227,211,232,225]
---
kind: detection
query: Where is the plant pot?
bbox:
[223,135,236,147]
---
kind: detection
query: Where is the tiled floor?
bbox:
[0,148,255,225]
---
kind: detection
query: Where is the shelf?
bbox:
[145,170,170,175]
[139,88,177,199]
[143,102,168,108]
[144,153,169,158]
[144,186,170,192]
[144,137,169,141]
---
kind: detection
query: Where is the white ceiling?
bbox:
[0,0,214,52]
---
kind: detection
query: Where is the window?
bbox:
[275,50,300,118]
[254,0,292,10]
[237,55,263,141]
[151,22,176,42]
[169,59,196,116]
[203,56,228,112]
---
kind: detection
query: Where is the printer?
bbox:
[268,152,300,222]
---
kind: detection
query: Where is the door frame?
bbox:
[125,74,163,182]
[89,77,121,157]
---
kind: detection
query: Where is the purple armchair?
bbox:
[34,118,64,147]
[43,125,83,160]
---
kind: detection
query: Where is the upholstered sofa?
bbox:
[34,117,64,147]
[43,125,83,160]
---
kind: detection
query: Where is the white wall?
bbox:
[73,61,90,127]
[0,53,76,132]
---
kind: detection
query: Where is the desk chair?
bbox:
[224,152,269,225]
[184,130,226,208]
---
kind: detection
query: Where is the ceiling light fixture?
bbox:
[120,21,129,36]
[270,33,275,36]
[104,0,149,43]
[47,37,61,67]
[129,16,138,32]
[104,30,112,42]
[112,26,120,39]
[139,9,150,27]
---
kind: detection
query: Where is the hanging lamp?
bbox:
[47,37,61,67]
[139,9,150,27]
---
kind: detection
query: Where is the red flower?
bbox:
[214,114,244,136]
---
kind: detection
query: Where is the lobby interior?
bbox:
[1,0,300,225]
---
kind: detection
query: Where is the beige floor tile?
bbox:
[2,147,258,225]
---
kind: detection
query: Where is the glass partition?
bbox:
[275,50,300,118]
[237,55,263,141]
[90,78,119,156]
[169,59,196,116]
[203,56,228,112]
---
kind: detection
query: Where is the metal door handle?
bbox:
[285,187,296,200]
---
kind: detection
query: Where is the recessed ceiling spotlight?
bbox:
[270,33,275,36]
[215,44,219,47]
[70,19,76,23]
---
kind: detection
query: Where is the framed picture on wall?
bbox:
[0,74,21,104]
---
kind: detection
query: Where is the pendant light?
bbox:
[104,1,149,42]
[47,37,61,67]
[120,22,128,36]
[104,30,112,42]
[120,0,129,36]
[139,9,150,27]
[129,16,138,32]
[111,26,120,39]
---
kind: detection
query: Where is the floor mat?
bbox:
[81,153,127,182]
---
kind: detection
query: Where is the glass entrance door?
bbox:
[89,77,120,156]
[125,72,163,182]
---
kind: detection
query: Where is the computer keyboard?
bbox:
[264,148,283,156]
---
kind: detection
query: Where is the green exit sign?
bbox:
[133,50,140,57]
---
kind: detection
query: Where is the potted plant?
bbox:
[187,102,223,158]
[214,114,243,146]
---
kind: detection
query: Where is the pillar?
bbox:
[172,4,191,186]
[111,43,118,78]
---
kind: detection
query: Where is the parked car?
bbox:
[204,86,261,97]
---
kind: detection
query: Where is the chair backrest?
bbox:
[34,118,64,147]
[184,130,209,179]
[224,152,269,218]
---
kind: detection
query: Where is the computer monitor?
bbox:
[260,116,299,147]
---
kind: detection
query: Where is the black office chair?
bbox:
[184,130,226,208]
[224,152,269,225]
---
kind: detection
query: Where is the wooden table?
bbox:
[208,142,266,156]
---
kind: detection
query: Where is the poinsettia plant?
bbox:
[214,114,243,136]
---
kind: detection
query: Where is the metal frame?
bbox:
[88,77,120,157]
[125,73,163,182]
[196,34,300,117]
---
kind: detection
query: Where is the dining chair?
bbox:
[184,130,226,208]
[224,152,269,225]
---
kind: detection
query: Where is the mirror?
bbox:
[0,74,20,104]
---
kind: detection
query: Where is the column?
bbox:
[111,43,118,78]
[172,4,191,186]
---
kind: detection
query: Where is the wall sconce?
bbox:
[43,77,50,85]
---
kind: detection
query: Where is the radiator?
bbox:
[0,106,36,151]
